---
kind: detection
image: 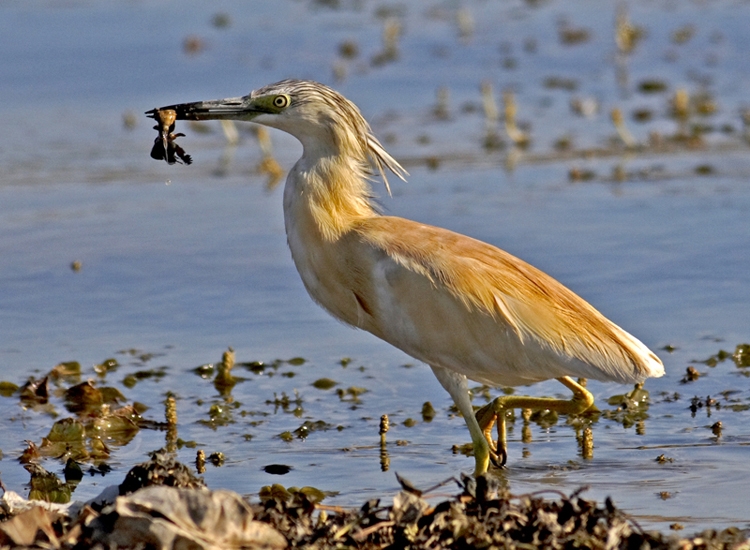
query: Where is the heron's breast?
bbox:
[283,204,368,329]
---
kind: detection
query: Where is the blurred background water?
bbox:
[1,0,749,533]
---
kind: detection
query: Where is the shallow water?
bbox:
[1,0,749,534]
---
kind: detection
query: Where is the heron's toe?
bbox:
[475,402,496,430]
[489,447,507,469]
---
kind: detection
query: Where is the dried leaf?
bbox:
[0,506,60,547]
[90,486,286,550]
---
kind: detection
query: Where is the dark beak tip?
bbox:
[145,104,191,120]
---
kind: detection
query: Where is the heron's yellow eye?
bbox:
[273,95,290,109]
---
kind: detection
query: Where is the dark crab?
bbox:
[146,108,192,165]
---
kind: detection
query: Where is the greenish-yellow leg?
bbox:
[475,376,595,470]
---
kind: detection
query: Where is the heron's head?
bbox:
[158,81,366,154]
[150,79,406,188]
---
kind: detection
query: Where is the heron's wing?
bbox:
[353,216,663,384]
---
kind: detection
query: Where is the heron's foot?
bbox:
[473,378,596,472]
[475,400,508,470]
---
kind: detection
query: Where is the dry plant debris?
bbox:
[253,475,749,549]
[1,454,748,549]
[118,449,207,496]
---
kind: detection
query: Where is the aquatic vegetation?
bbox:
[312,377,338,390]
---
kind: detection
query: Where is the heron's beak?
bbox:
[146,96,260,122]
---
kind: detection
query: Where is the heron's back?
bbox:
[349,217,664,386]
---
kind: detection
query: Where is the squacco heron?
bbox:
[148,79,664,475]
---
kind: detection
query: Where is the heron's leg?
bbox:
[430,365,492,477]
[475,376,594,468]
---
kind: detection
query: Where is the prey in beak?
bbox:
[145,96,263,165]
[146,108,192,165]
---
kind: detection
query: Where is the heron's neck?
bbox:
[285,147,377,241]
